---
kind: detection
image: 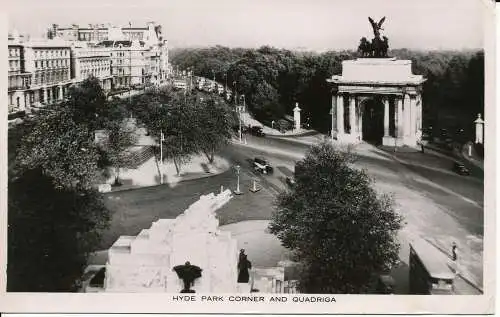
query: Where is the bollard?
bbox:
[249,179,261,193]
[221,185,224,194]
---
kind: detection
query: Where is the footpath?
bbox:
[98,127,231,192]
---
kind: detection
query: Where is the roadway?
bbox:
[100,133,484,292]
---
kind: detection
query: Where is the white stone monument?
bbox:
[293,103,301,132]
[327,58,425,147]
[474,113,484,144]
[104,189,240,293]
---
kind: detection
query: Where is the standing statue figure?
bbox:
[368,16,386,40]
[237,254,252,283]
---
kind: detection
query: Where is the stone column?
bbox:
[396,96,403,138]
[43,88,48,104]
[358,103,363,140]
[474,114,484,144]
[330,94,336,135]
[417,94,422,131]
[349,95,356,135]
[410,95,417,137]
[403,94,411,137]
[293,103,301,132]
[336,94,344,135]
[59,85,63,101]
[383,96,390,137]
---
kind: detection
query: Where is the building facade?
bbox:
[8,35,73,113]
[71,43,113,90]
[7,22,169,113]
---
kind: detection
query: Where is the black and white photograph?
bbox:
[1,0,496,314]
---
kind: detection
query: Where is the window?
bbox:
[35,61,38,68]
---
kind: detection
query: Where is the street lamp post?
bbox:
[238,105,243,143]
[234,165,242,195]
[160,130,165,184]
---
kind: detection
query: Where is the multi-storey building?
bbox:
[53,22,163,47]
[98,40,150,88]
[71,43,113,90]
[54,22,170,86]
[8,40,31,112]
[24,40,73,108]
[7,22,170,113]
[8,33,73,113]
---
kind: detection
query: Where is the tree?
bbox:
[195,95,236,163]
[65,76,108,130]
[8,169,109,292]
[16,109,101,190]
[269,142,402,293]
[100,119,138,186]
[8,77,117,292]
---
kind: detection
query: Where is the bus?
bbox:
[409,238,455,294]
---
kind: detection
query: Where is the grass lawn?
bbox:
[98,171,276,250]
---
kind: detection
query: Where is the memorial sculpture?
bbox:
[103,189,240,293]
[358,17,389,58]
[173,261,202,293]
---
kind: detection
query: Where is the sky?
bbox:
[5,0,488,51]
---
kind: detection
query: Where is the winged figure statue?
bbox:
[368,16,386,39]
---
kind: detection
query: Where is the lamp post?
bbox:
[238,105,243,143]
[234,165,242,195]
[233,81,238,107]
[159,130,165,184]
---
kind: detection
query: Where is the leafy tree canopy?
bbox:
[269,142,403,293]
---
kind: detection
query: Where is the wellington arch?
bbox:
[327,57,426,147]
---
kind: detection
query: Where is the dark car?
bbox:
[453,162,470,176]
[253,157,273,174]
[249,126,265,137]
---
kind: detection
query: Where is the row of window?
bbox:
[34,70,69,85]
[35,49,69,59]
[81,69,109,77]
[35,59,69,69]
[9,60,21,71]
[8,48,21,57]
[81,59,110,67]
[8,76,31,89]
[78,33,108,41]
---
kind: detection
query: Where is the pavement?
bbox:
[99,125,231,191]
[103,155,231,192]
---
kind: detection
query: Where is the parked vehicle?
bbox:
[253,157,273,174]
[249,126,265,137]
[453,162,470,176]
[409,238,455,295]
